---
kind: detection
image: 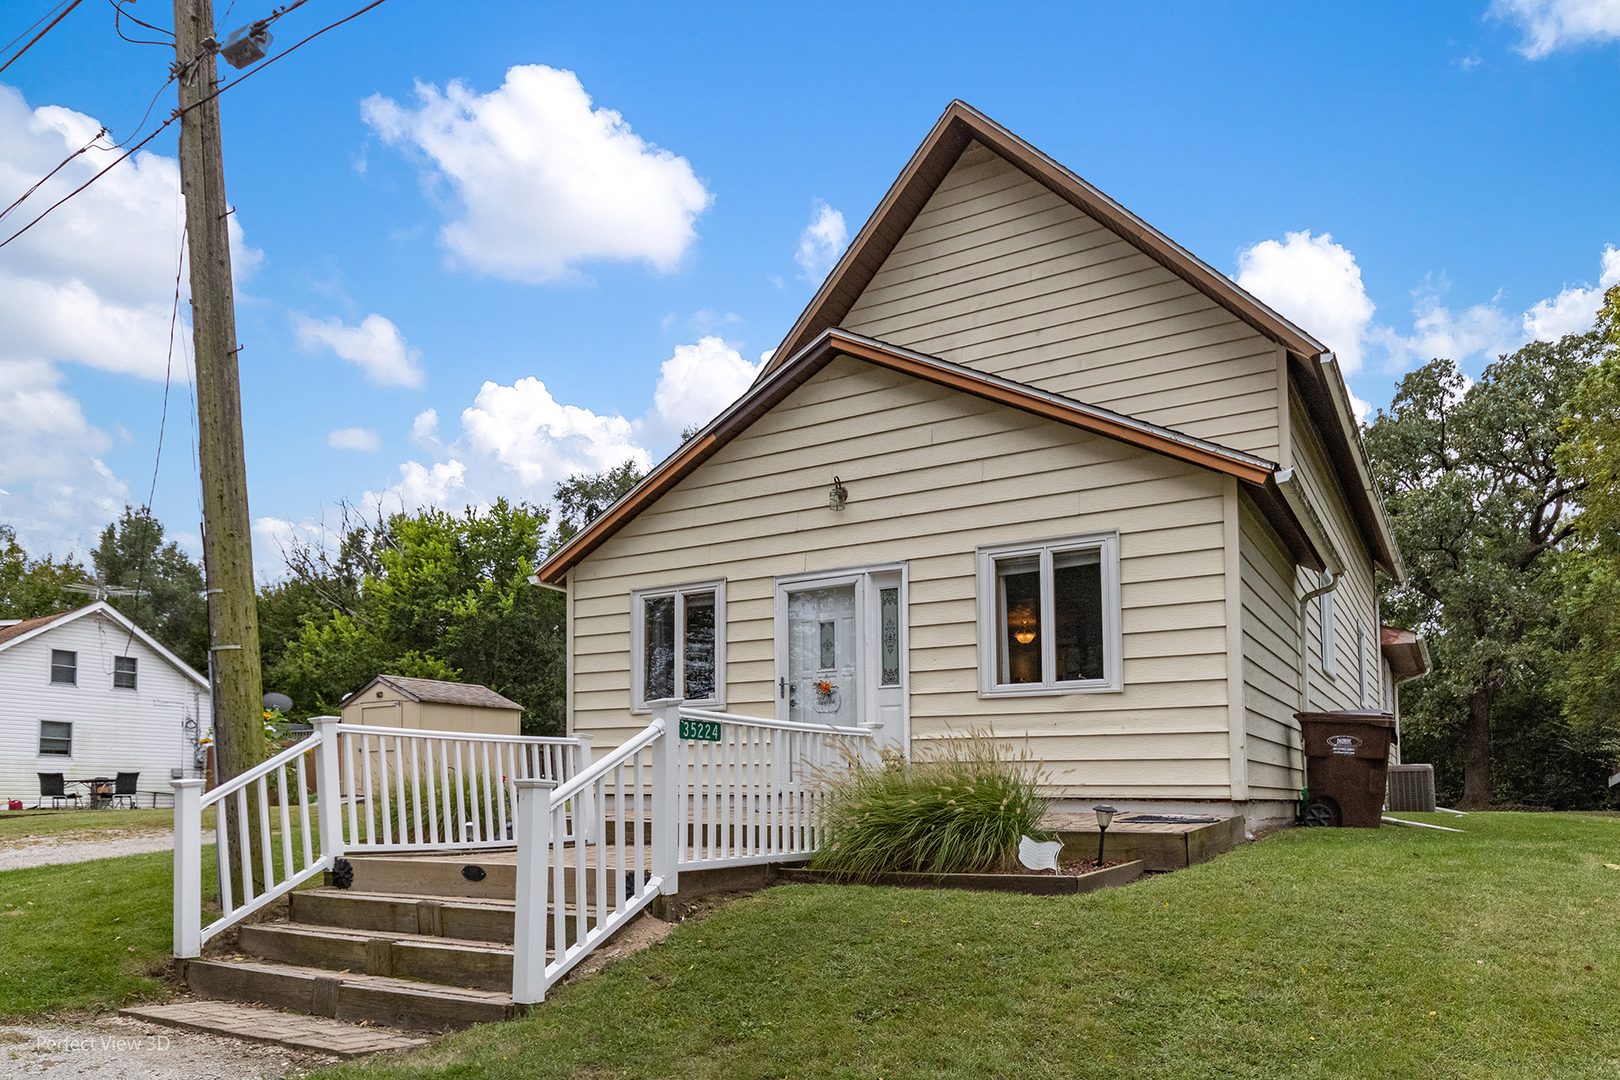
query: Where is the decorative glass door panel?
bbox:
[787,584,858,725]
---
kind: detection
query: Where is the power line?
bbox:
[110,0,173,46]
[0,0,392,251]
[0,0,84,77]
[0,126,105,225]
[0,0,74,62]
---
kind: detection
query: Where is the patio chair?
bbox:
[113,772,139,809]
[37,773,79,809]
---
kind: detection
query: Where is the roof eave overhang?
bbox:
[539,330,1314,585]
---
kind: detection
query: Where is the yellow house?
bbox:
[535,101,1408,827]
[340,674,523,736]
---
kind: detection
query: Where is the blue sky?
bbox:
[1,0,1617,570]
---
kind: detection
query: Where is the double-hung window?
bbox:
[631,580,726,710]
[114,656,138,690]
[39,720,72,756]
[977,532,1122,695]
[49,649,77,685]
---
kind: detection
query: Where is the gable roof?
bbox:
[350,674,522,711]
[0,601,209,688]
[761,100,1401,579]
[538,328,1330,584]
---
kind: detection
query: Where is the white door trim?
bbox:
[772,562,909,752]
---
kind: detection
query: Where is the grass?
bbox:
[321,812,1620,1080]
[0,807,216,843]
[0,847,217,1019]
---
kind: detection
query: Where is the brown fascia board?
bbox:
[538,330,1299,585]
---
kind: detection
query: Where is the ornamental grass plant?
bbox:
[809,731,1048,876]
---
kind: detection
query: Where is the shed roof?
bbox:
[353,674,523,711]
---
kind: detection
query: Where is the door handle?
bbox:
[779,677,786,698]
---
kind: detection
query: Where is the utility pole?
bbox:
[173,0,265,801]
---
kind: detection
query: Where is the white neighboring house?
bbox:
[0,601,211,808]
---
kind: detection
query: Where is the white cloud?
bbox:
[1237,231,1376,374]
[0,359,126,554]
[328,427,381,452]
[1490,0,1620,57]
[409,408,441,449]
[294,313,424,388]
[642,336,762,443]
[362,65,712,283]
[795,199,847,282]
[1523,244,1620,340]
[1374,282,1519,371]
[0,86,265,550]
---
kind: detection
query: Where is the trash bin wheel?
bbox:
[1303,799,1340,828]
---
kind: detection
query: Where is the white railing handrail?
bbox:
[675,705,879,739]
[548,717,665,805]
[330,721,586,747]
[201,731,326,809]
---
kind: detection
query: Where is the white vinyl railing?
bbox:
[174,703,875,1005]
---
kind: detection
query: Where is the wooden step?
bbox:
[237,923,515,992]
[185,957,518,1031]
[290,889,597,948]
[340,854,640,902]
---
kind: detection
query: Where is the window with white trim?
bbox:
[49,649,76,685]
[631,581,726,710]
[977,532,1122,695]
[39,720,72,756]
[114,655,138,690]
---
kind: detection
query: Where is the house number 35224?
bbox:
[678,718,722,742]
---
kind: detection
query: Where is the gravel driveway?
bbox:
[0,1015,335,1079]
[0,831,214,873]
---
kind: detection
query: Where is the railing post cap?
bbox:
[513,778,558,791]
[170,778,206,790]
[310,714,341,725]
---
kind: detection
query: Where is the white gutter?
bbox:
[527,574,566,594]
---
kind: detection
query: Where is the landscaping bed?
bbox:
[779,858,1144,895]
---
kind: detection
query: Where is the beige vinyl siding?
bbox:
[842,142,1284,461]
[1288,389,1380,715]
[1239,496,1306,800]
[571,356,1238,800]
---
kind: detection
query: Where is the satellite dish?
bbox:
[263,692,293,713]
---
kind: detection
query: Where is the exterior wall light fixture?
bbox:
[828,476,848,511]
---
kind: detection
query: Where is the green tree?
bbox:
[549,460,645,553]
[0,524,87,618]
[1366,334,1598,808]
[1553,285,1620,739]
[91,507,208,672]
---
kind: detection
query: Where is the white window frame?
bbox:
[975,531,1122,697]
[39,719,72,757]
[49,649,76,686]
[630,579,726,713]
[1356,623,1367,706]
[113,655,138,691]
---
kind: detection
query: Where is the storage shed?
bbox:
[340,675,522,735]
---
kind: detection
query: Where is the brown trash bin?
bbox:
[1295,709,1397,828]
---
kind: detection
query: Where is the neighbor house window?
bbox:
[49,649,76,685]
[631,581,726,710]
[976,532,1121,695]
[39,720,72,756]
[114,656,138,690]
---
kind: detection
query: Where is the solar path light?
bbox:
[1093,804,1117,864]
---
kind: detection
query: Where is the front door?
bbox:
[775,566,907,754]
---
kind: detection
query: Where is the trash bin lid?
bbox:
[1294,709,1396,728]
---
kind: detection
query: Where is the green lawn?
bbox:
[0,807,216,843]
[0,848,208,1018]
[323,812,1620,1080]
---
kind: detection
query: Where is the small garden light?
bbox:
[1093,804,1117,864]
